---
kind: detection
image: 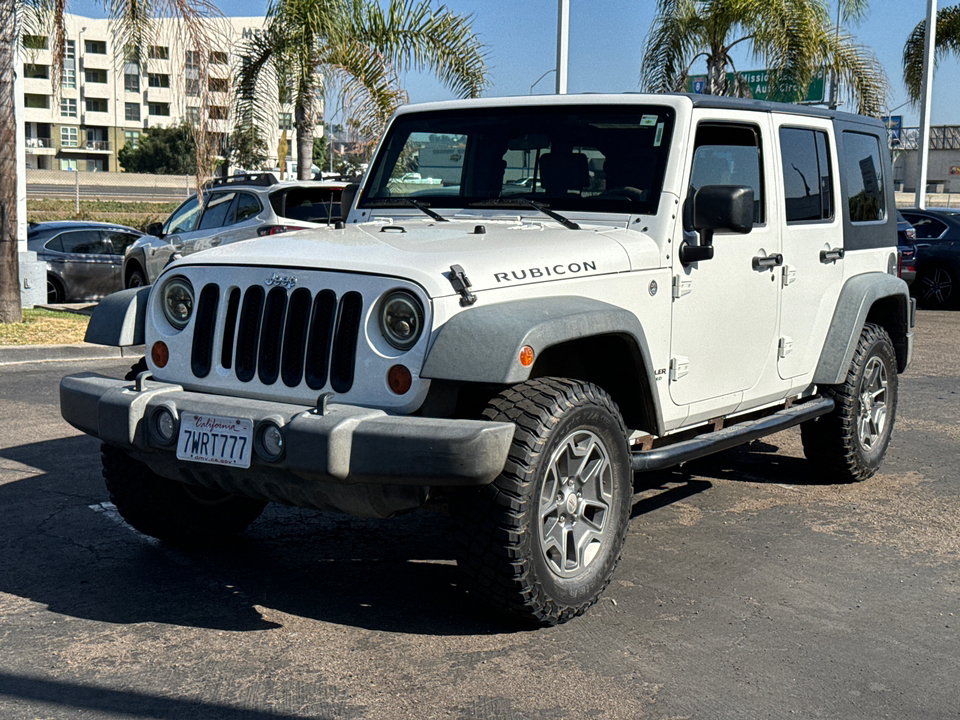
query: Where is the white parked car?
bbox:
[123,173,348,287]
[64,94,913,626]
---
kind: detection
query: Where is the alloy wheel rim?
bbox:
[921,267,953,305]
[857,357,888,450]
[538,429,614,578]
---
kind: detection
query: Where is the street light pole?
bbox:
[915,0,938,209]
[556,0,569,94]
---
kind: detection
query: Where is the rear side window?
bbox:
[198,192,237,230]
[780,127,833,222]
[271,187,341,223]
[234,193,262,223]
[841,131,885,223]
[901,213,947,240]
[690,123,765,224]
[58,230,108,254]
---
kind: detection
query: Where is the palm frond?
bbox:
[903,5,960,105]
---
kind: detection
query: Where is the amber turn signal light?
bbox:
[151,341,169,368]
[387,364,412,395]
[519,345,535,367]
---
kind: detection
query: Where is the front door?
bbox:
[669,117,781,413]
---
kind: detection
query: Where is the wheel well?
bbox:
[528,334,656,432]
[866,294,910,373]
[125,260,144,284]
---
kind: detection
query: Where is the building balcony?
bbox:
[82,82,111,98]
[80,53,110,70]
[82,110,113,126]
[23,106,53,123]
[24,138,57,155]
[146,87,173,103]
[83,140,112,152]
[23,77,53,95]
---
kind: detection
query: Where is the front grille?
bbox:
[192,283,363,393]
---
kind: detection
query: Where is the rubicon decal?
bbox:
[494,261,597,283]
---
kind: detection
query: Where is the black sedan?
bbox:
[27,221,145,303]
[899,207,960,309]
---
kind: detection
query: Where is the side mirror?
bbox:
[339,183,360,222]
[144,222,164,237]
[680,185,754,265]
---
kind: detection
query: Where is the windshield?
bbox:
[360,104,675,216]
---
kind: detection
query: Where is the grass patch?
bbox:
[0,308,90,346]
[28,199,181,231]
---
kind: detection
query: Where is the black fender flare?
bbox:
[84,286,151,347]
[421,296,663,431]
[813,273,913,385]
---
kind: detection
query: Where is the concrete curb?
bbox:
[0,344,145,366]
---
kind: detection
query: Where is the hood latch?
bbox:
[448,264,477,307]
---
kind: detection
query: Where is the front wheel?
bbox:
[102,444,266,546]
[801,323,898,481]
[455,378,632,625]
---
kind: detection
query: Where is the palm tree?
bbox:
[640,0,887,116]
[903,5,960,103]
[1,0,218,323]
[235,0,488,180]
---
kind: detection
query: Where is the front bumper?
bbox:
[61,373,515,491]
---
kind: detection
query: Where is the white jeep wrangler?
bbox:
[62,94,914,625]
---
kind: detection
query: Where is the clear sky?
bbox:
[66,0,956,128]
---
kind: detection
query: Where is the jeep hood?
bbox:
[174,219,651,298]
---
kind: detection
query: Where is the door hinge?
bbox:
[782,265,797,287]
[778,337,794,358]
[670,356,690,381]
[672,275,692,298]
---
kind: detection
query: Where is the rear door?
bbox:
[54,229,115,299]
[773,118,844,380]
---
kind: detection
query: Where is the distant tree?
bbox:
[903,5,960,103]
[118,124,197,175]
[228,124,269,171]
[312,135,328,172]
[236,0,488,179]
[640,0,888,115]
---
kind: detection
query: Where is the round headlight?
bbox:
[161,276,194,330]
[379,291,424,351]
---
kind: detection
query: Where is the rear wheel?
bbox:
[102,444,266,546]
[801,323,898,481]
[126,266,148,289]
[455,378,632,625]
[915,263,956,309]
[47,275,65,304]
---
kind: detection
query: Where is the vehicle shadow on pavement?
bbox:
[0,435,520,637]
[0,671,345,720]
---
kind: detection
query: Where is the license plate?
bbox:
[177,413,253,468]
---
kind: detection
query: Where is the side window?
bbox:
[43,236,65,253]
[165,196,202,235]
[103,231,139,255]
[902,213,946,240]
[690,123,764,224]
[780,127,833,222]
[197,192,236,230]
[59,230,107,254]
[841,131,885,223]
[234,193,263,223]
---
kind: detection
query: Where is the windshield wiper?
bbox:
[468,198,580,230]
[365,197,449,222]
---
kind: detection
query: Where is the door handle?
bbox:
[820,248,845,263]
[209,237,222,247]
[752,253,783,270]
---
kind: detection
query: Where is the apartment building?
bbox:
[21,14,312,173]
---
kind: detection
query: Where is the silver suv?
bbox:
[123,173,346,288]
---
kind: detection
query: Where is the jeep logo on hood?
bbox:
[266,273,298,289]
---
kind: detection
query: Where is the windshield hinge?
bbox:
[448,264,477,306]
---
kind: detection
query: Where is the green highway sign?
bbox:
[687,69,826,104]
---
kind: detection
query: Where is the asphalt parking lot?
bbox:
[0,310,957,719]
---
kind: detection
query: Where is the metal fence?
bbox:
[26,169,198,204]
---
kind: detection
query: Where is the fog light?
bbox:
[257,422,285,461]
[152,341,169,368]
[387,365,412,395]
[153,407,176,445]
